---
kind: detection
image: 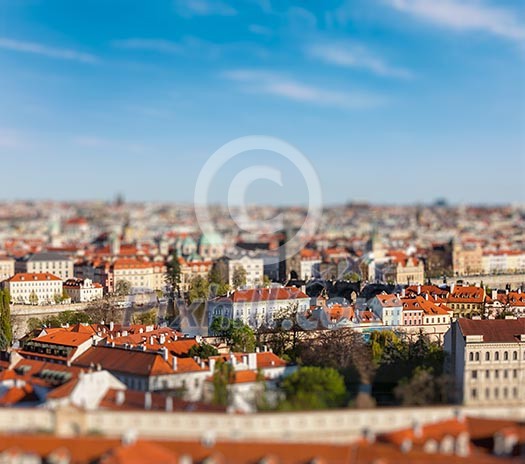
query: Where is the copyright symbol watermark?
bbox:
[194,136,322,265]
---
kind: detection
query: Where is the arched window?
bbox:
[469,352,474,361]
[485,352,490,361]
[513,351,518,360]
[504,351,509,361]
[495,352,500,361]
[475,352,480,361]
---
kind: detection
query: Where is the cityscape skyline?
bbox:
[0,0,523,204]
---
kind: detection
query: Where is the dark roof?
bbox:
[23,252,72,262]
[458,318,525,343]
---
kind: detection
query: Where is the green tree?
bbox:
[229,320,256,352]
[232,266,247,288]
[188,343,219,359]
[343,272,361,282]
[208,262,230,297]
[212,361,234,406]
[165,250,182,296]
[209,315,232,341]
[0,290,12,349]
[262,275,271,287]
[29,291,38,306]
[114,279,132,296]
[27,317,43,332]
[132,309,157,325]
[279,367,346,410]
[370,330,405,364]
[188,275,209,303]
[394,366,451,406]
[209,317,256,352]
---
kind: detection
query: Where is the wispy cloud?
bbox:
[223,69,386,109]
[112,36,267,60]
[112,38,183,54]
[306,42,413,79]
[383,0,525,41]
[0,37,98,63]
[173,0,237,17]
[248,24,273,37]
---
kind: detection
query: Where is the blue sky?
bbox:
[0,0,523,205]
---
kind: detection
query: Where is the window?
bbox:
[469,352,474,362]
[485,370,490,379]
[513,369,518,379]
[495,370,499,379]
[494,388,499,399]
[513,351,518,360]
[485,388,490,399]
[485,352,490,361]
[504,351,509,361]
[475,352,480,361]
[472,370,477,379]
[504,370,508,379]
[495,352,500,361]
[471,388,477,399]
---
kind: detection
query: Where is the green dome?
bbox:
[198,232,223,246]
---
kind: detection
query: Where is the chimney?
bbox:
[172,356,178,371]
[209,358,216,373]
[165,396,173,412]
[425,294,429,301]
[116,390,125,406]
[417,285,421,295]
[361,428,376,444]
[159,334,166,345]
[149,336,154,345]
[492,289,498,300]
[450,283,455,294]
[144,392,152,410]
[161,347,168,361]
[244,352,256,370]
[412,420,423,438]
[401,288,406,297]
[96,363,102,371]
[109,321,114,331]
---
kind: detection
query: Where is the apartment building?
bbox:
[452,241,483,276]
[63,278,104,302]
[208,286,310,329]
[444,318,525,406]
[15,252,74,280]
[2,272,63,305]
[0,255,15,281]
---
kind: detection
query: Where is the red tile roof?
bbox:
[6,272,61,282]
[458,318,525,343]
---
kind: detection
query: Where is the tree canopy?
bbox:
[279,366,346,410]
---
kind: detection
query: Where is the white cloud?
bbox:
[173,0,237,17]
[307,42,413,79]
[223,69,386,109]
[384,0,525,41]
[249,24,273,37]
[112,39,183,54]
[0,37,98,63]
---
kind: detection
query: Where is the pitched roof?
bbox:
[227,287,309,303]
[32,331,93,347]
[375,293,402,307]
[6,272,62,282]
[72,346,203,376]
[458,318,525,343]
